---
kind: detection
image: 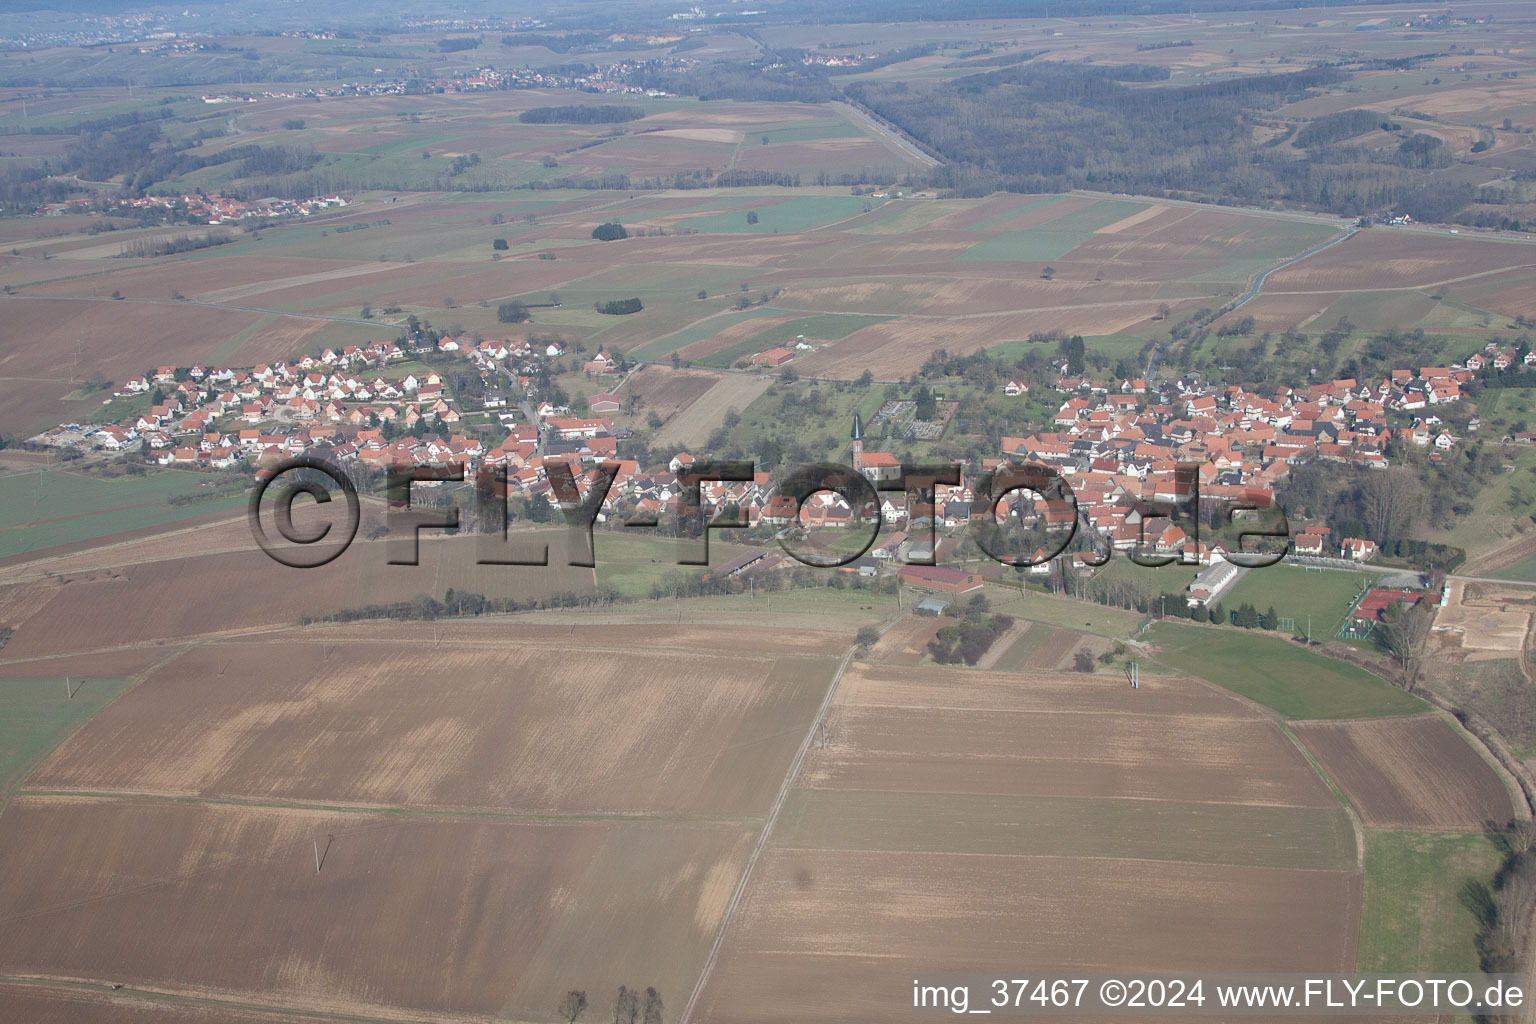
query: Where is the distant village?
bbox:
[29,333,1533,614]
[39,192,350,222]
[198,61,675,106]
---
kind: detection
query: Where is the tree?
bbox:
[591,222,628,241]
[497,300,530,324]
[1263,604,1279,630]
[360,305,372,319]
[746,210,759,224]
[914,385,937,421]
[527,494,551,523]
[1235,601,1260,628]
[642,988,663,1024]
[596,298,643,316]
[492,237,509,250]
[1378,598,1432,674]
[1209,601,1226,626]
[613,986,639,1024]
[558,990,588,1023]
[1360,467,1426,546]
[855,625,881,649]
[697,289,707,300]
[1072,650,1094,672]
[1156,302,1172,320]
[1041,265,1055,280]
[1066,335,1086,376]
[857,369,874,386]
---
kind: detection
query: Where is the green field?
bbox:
[628,306,790,360]
[677,196,882,234]
[963,194,1075,232]
[956,229,1088,263]
[1146,622,1425,720]
[1356,830,1502,973]
[0,677,135,795]
[987,586,1149,638]
[0,469,246,560]
[1224,564,1376,637]
[775,790,1356,870]
[1494,550,1536,582]
[591,529,761,599]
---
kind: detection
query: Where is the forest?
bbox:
[851,62,1485,219]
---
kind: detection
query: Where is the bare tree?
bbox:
[614,986,639,1024]
[558,990,588,1023]
[1377,598,1433,676]
[1358,467,1425,547]
[642,988,663,1024]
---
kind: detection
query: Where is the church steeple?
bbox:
[850,413,863,471]
[850,413,863,442]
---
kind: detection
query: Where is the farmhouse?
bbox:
[749,347,795,368]
[897,565,983,595]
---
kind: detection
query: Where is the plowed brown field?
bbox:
[693,660,1359,1022]
[30,638,838,816]
[1293,715,1516,831]
[0,796,752,1022]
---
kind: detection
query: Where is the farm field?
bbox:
[1145,622,1427,720]
[989,623,1095,672]
[0,675,133,794]
[28,634,839,815]
[1293,715,1517,831]
[694,659,1360,1023]
[0,616,852,1023]
[651,373,774,448]
[0,535,598,658]
[0,795,754,1022]
[592,530,763,600]
[0,187,1388,438]
[0,468,244,561]
[6,8,1536,1018]
[1356,831,1504,973]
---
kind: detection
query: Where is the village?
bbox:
[27,327,1530,623]
[39,192,350,222]
[196,58,676,107]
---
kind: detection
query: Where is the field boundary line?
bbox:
[680,642,858,1024]
[13,788,765,825]
[0,640,195,823]
[0,973,483,1024]
[1279,722,1366,871]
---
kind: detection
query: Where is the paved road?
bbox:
[831,100,942,169]
[1289,554,1535,590]
[1228,225,1358,312]
[1145,223,1357,380]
